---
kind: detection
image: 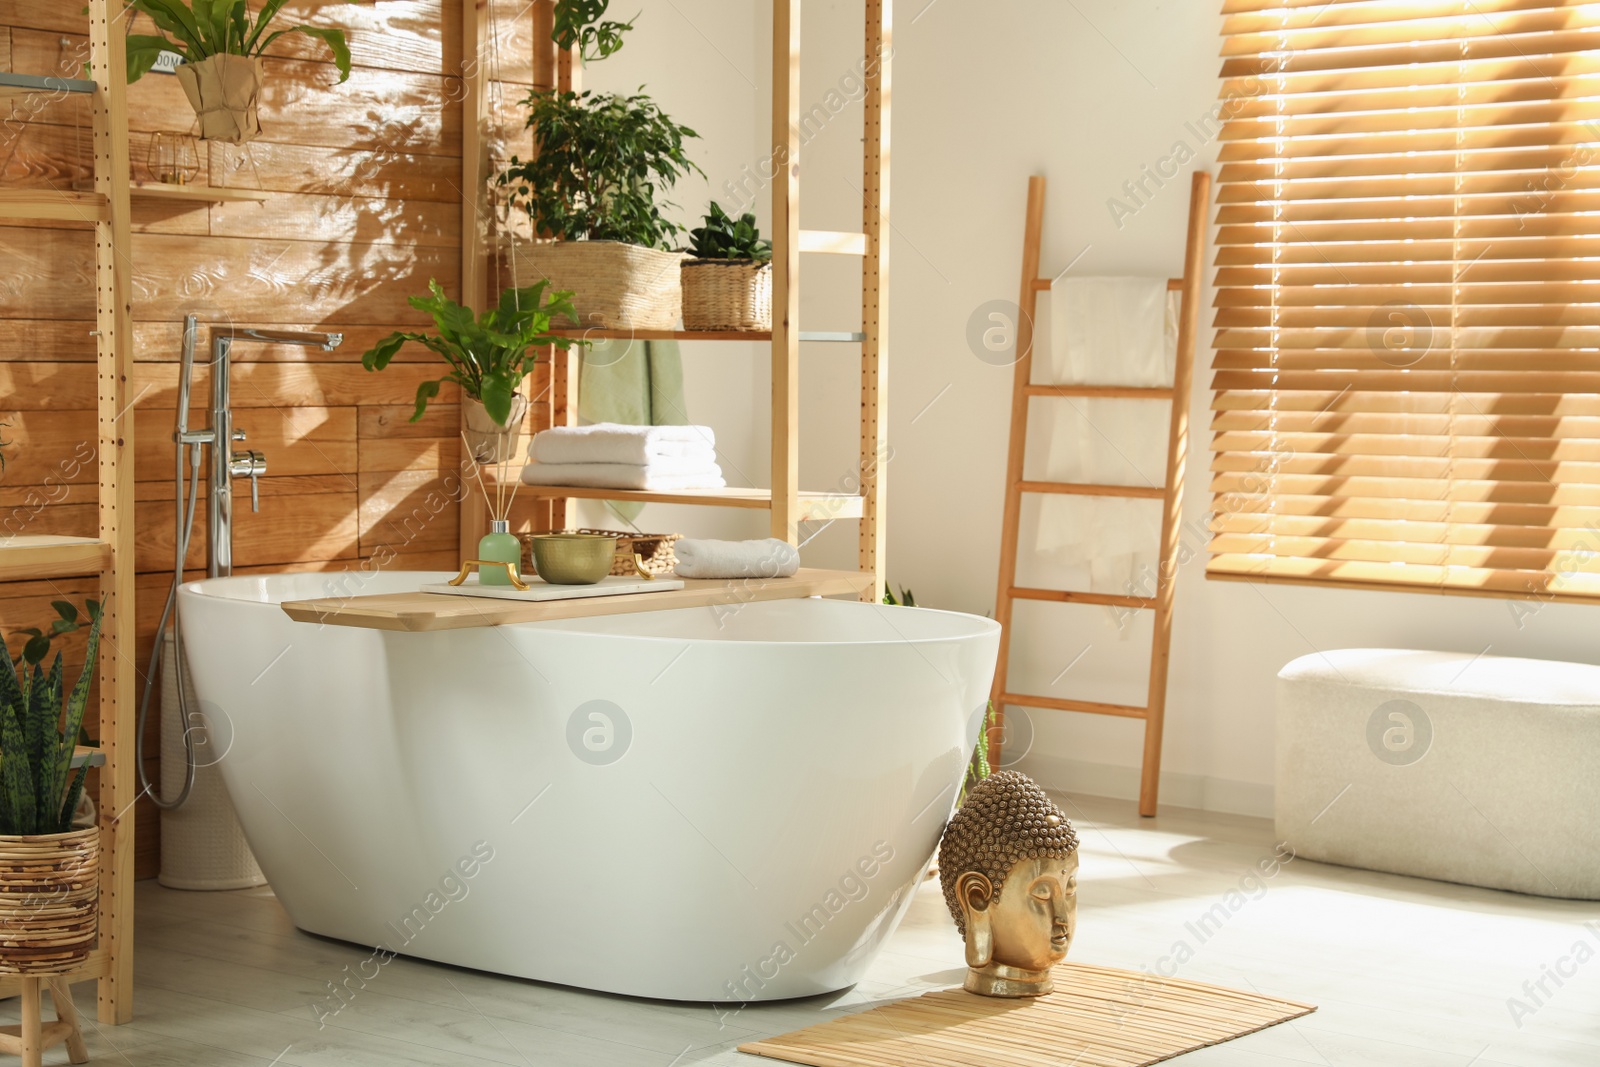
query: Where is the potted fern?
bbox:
[682,202,773,332]
[0,601,103,974]
[361,279,581,462]
[125,0,356,144]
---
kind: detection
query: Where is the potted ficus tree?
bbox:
[0,600,103,975]
[360,279,581,462]
[681,202,773,331]
[125,0,356,144]
[498,2,702,330]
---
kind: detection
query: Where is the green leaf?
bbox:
[52,602,79,626]
[125,34,174,83]
[361,332,422,373]
[129,0,209,57]
[58,765,89,835]
[480,375,517,428]
[1,703,37,835]
[410,378,443,423]
[21,633,49,666]
[53,609,100,831]
[243,0,295,54]
[274,25,353,83]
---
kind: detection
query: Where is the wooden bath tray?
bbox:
[421,575,685,601]
[281,568,875,632]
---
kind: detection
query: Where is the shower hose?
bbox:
[133,432,203,811]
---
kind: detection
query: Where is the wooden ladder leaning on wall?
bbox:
[989,170,1211,818]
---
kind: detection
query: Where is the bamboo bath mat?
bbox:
[737,961,1315,1067]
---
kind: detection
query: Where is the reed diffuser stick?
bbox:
[463,432,499,520]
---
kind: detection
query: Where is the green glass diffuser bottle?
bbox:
[478,519,521,586]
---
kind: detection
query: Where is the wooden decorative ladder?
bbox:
[989,171,1210,817]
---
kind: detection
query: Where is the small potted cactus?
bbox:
[681,202,773,332]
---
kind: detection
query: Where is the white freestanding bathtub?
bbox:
[176,571,1000,1001]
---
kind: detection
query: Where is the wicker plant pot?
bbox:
[175,54,265,144]
[519,529,681,577]
[509,240,684,331]
[0,827,98,975]
[681,259,773,332]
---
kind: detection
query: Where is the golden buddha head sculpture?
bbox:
[937,770,1080,997]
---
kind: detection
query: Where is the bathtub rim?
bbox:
[180,570,1001,648]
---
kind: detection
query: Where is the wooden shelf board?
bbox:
[0,189,109,223]
[282,568,876,632]
[72,180,272,204]
[129,181,272,203]
[0,536,110,582]
[544,328,865,343]
[508,483,864,521]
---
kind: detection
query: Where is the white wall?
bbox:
[589,1,1600,816]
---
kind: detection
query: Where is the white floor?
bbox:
[17,793,1600,1065]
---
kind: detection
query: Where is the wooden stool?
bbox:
[0,978,88,1066]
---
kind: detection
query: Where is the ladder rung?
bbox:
[1024,384,1175,400]
[0,190,110,223]
[799,229,867,255]
[1017,481,1166,499]
[1030,277,1183,292]
[1010,587,1154,609]
[1000,692,1148,719]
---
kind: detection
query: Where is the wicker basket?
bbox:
[0,827,98,974]
[681,259,773,331]
[519,529,681,577]
[508,240,684,331]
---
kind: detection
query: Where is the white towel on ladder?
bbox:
[1029,279,1180,634]
[1045,276,1174,386]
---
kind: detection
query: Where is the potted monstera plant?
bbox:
[125,0,355,144]
[360,279,581,462]
[0,601,103,975]
[681,202,773,331]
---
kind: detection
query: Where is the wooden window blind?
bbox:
[1209,0,1600,601]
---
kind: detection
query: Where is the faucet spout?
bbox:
[210,327,344,351]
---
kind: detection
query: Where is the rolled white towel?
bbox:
[674,538,800,580]
[521,461,726,491]
[530,423,717,466]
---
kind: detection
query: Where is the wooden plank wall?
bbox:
[0,1,540,879]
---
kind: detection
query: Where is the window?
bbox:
[1209,0,1600,601]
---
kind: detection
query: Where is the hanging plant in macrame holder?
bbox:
[174,54,265,145]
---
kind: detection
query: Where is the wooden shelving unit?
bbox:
[456,0,892,607]
[0,4,137,1024]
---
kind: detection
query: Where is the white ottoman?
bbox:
[1277,649,1600,899]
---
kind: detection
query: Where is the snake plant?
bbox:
[0,601,102,836]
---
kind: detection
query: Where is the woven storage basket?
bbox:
[519,529,681,577]
[509,240,684,331]
[0,827,98,974]
[681,259,772,331]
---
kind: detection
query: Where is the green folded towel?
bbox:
[577,338,689,524]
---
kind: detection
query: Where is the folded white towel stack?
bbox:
[530,423,716,465]
[521,461,725,491]
[674,538,800,580]
[521,423,726,491]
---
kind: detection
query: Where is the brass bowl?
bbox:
[529,533,616,586]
